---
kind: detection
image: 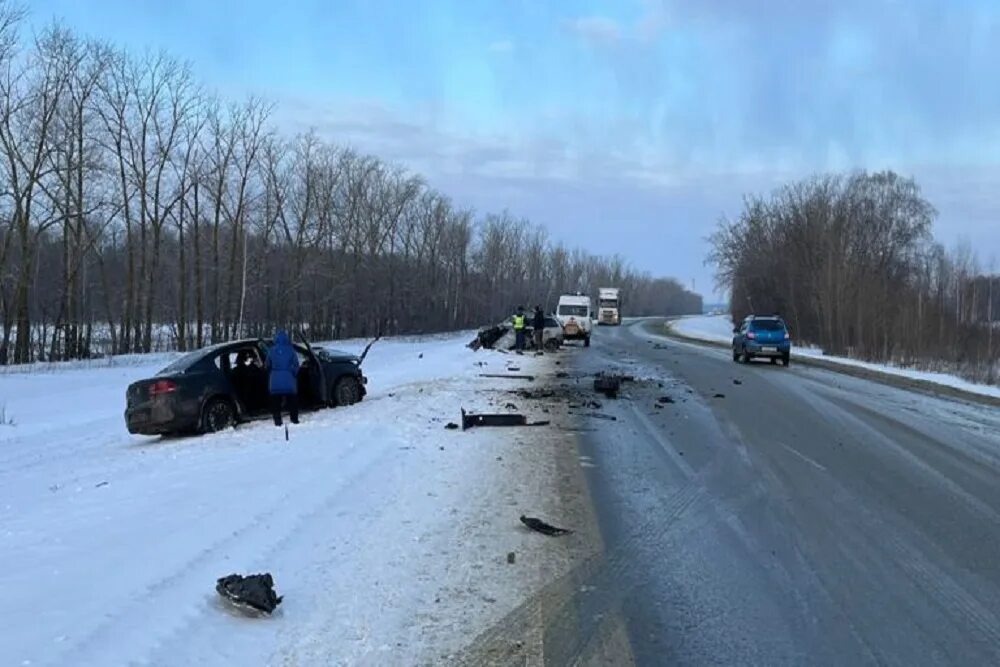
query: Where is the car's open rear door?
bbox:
[295,330,329,405]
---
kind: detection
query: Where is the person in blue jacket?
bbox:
[266,330,300,426]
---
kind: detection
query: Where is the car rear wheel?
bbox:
[770,357,778,365]
[584,335,591,348]
[333,376,363,407]
[202,398,235,433]
[544,338,560,351]
[741,349,752,363]
[732,349,740,362]
[781,354,790,367]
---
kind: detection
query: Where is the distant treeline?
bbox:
[0,5,700,363]
[710,170,999,384]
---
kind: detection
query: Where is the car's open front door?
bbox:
[295,330,329,405]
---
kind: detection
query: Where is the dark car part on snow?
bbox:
[216,573,283,614]
[479,373,536,382]
[444,422,459,430]
[594,375,622,398]
[461,408,549,430]
[657,396,676,404]
[520,515,572,536]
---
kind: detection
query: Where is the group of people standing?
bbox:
[512,305,546,351]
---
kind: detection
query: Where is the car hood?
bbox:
[319,348,360,363]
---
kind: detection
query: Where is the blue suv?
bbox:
[732,315,791,366]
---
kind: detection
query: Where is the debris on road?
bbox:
[514,387,556,400]
[479,373,536,382]
[520,515,572,536]
[733,379,743,385]
[216,573,283,615]
[507,552,516,564]
[584,413,618,421]
[657,396,676,404]
[594,375,622,398]
[713,393,726,399]
[461,409,550,430]
[94,481,109,488]
[444,422,459,430]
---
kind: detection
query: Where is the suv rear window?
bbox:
[558,305,589,317]
[750,319,785,331]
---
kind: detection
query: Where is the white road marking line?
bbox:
[779,442,827,471]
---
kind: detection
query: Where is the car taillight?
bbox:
[149,380,177,397]
[746,331,756,340]
[784,332,790,340]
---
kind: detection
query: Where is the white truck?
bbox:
[597,287,621,325]
[557,294,593,347]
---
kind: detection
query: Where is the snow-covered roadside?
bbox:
[668,314,1000,400]
[0,333,593,666]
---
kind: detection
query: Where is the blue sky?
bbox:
[29,0,1000,297]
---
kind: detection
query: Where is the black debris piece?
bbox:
[657,396,675,404]
[507,552,516,564]
[586,413,617,421]
[594,375,621,398]
[555,371,569,378]
[444,422,459,430]
[94,481,109,488]
[461,408,549,430]
[504,402,518,410]
[507,366,521,372]
[479,373,536,382]
[216,573,282,614]
[418,353,423,359]
[733,379,743,385]
[713,393,726,399]
[654,403,664,409]
[520,515,572,537]
[653,343,668,349]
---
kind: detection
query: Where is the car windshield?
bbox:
[558,305,589,317]
[599,299,617,308]
[751,319,785,331]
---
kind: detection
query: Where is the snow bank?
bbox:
[0,333,584,666]
[670,315,1000,400]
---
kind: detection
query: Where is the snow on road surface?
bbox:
[670,314,1000,399]
[0,334,590,666]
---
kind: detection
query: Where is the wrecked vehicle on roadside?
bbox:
[469,315,563,351]
[125,335,367,436]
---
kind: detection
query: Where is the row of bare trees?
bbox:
[0,9,700,363]
[709,170,999,384]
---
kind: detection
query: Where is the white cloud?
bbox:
[488,39,514,53]
[567,16,622,46]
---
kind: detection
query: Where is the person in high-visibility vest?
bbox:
[512,306,527,351]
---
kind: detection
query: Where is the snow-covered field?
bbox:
[669,315,1000,399]
[0,334,588,666]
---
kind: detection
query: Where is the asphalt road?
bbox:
[562,319,1000,666]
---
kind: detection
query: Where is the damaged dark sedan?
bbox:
[125,336,367,436]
